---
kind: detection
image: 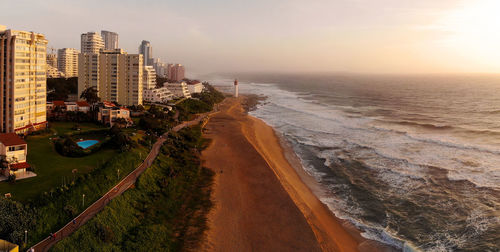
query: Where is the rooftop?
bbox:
[0,133,27,146]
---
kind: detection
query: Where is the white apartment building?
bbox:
[0,26,47,133]
[143,65,157,90]
[143,87,174,103]
[46,53,57,68]
[101,30,119,50]
[81,32,104,54]
[152,58,167,77]
[187,81,204,94]
[57,48,79,77]
[0,25,48,133]
[163,82,191,98]
[78,49,143,106]
[47,65,65,78]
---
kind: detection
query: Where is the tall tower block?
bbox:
[234,79,239,98]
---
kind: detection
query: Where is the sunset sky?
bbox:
[2,0,500,74]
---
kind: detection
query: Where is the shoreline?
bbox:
[200,96,393,251]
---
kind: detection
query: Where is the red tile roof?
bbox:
[0,133,27,146]
[102,101,116,108]
[76,101,90,107]
[52,101,65,106]
[10,162,30,171]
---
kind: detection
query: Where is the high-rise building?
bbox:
[81,32,104,54]
[152,58,167,77]
[0,26,48,133]
[101,30,119,50]
[143,65,157,90]
[46,53,57,68]
[57,48,79,77]
[167,64,185,82]
[138,40,153,66]
[78,49,143,106]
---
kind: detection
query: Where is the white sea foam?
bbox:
[210,78,500,250]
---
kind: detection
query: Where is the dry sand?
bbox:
[200,97,389,252]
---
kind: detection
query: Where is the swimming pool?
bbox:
[77,140,99,149]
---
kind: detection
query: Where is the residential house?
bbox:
[97,102,132,127]
[0,133,30,178]
[76,101,90,113]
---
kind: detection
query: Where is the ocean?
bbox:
[207,73,500,252]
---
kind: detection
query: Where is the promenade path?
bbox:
[31,111,215,252]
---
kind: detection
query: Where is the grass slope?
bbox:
[51,126,214,251]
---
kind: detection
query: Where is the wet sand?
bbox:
[200,97,387,252]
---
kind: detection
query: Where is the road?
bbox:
[31,111,215,252]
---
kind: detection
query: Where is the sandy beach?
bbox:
[200,97,391,252]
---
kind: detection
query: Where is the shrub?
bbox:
[7,174,16,182]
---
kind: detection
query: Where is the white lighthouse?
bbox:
[234,79,239,98]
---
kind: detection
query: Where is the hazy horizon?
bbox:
[3,0,500,75]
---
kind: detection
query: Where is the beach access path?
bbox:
[31,111,215,252]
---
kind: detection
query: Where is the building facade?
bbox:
[81,32,104,54]
[167,63,185,82]
[0,26,48,133]
[143,65,157,90]
[101,30,119,50]
[187,81,204,94]
[97,102,132,127]
[47,65,65,78]
[143,87,174,103]
[57,48,79,77]
[0,133,30,178]
[152,58,167,77]
[138,40,153,66]
[46,53,57,68]
[164,82,191,98]
[78,49,143,106]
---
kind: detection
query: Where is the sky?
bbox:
[2,0,500,75]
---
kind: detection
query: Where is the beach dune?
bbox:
[200,97,386,252]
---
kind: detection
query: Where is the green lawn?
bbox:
[0,122,116,202]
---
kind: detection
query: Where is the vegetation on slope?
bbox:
[52,125,214,251]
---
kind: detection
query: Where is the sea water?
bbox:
[209,73,500,251]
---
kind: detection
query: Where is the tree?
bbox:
[80,87,101,105]
[113,118,128,128]
[0,155,9,170]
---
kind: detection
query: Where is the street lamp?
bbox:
[117,169,120,180]
[82,194,85,207]
[24,230,27,245]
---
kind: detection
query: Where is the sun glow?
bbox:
[434,0,500,70]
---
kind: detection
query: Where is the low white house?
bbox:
[163,82,191,98]
[64,102,78,111]
[143,87,174,104]
[76,101,90,112]
[187,81,204,94]
[0,133,30,178]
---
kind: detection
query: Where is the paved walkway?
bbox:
[31,111,215,252]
